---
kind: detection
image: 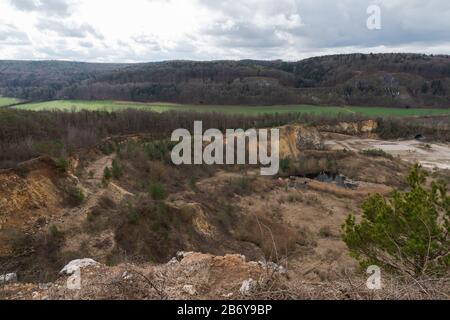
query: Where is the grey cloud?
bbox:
[199,0,298,20]
[79,40,93,48]
[0,24,30,45]
[4,0,450,62]
[199,0,450,51]
[289,0,450,49]
[132,35,162,51]
[36,19,103,39]
[204,21,287,49]
[34,42,187,63]
[8,0,37,11]
[9,0,73,16]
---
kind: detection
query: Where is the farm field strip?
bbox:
[11,99,450,117]
[0,97,21,107]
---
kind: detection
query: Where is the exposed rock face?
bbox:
[0,158,61,220]
[0,157,65,255]
[279,125,324,159]
[222,124,324,160]
[296,126,325,150]
[318,120,378,137]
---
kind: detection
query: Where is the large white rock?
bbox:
[0,273,17,284]
[60,259,99,275]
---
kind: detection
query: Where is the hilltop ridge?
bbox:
[1,53,450,108]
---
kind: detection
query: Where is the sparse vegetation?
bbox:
[127,210,141,225]
[149,182,167,201]
[103,167,112,182]
[223,177,255,197]
[111,159,123,179]
[66,185,85,206]
[279,157,291,173]
[287,192,304,203]
[55,157,69,173]
[48,225,64,240]
[360,148,394,160]
[319,226,334,238]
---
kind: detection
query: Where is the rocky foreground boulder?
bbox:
[60,259,99,276]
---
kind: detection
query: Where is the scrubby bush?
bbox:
[287,192,304,203]
[55,157,69,173]
[127,210,141,225]
[223,177,254,196]
[48,225,64,239]
[343,165,450,276]
[66,185,85,206]
[111,159,123,179]
[103,167,112,182]
[279,157,292,173]
[100,142,116,155]
[8,230,33,255]
[149,182,167,200]
[360,148,394,160]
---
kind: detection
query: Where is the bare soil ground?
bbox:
[324,133,450,170]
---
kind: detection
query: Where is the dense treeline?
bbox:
[0,108,368,169]
[0,60,127,100]
[377,116,450,140]
[1,107,449,168]
[1,53,450,107]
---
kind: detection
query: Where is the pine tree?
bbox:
[343,165,450,276]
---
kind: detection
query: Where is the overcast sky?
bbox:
[0,0,449,62]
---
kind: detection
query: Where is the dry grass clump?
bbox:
[235,213,300,262]
[245,274,450,300]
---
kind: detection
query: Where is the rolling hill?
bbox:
[1,53,450,108]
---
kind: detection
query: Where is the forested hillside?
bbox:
[1,53,450,107]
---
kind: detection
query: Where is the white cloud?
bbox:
[0,0,449,62]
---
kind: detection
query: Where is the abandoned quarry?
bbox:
[0,113,449,300]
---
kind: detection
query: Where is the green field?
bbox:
[12,99,450,117]
[0,97,20,107]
